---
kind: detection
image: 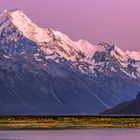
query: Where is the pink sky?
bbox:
[0,0,140,51]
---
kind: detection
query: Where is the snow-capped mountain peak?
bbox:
[3,9,52,43]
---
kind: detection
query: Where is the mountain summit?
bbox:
[0,9,140,115]
[7,9,54,42]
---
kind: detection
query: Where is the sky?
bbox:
[0,0,140,51]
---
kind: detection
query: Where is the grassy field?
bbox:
[0,116,140,129]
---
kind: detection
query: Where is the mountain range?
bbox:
[0,9,140,115]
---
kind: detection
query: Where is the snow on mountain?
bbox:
[52,30,77,48]
[0,8,140,79]
[0,8,140,78]
[126,51,140,61]
[76,39,98,58]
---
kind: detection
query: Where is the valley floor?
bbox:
[0,116,140,129]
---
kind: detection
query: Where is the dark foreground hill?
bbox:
[102,92,140,115]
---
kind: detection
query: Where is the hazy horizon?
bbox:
[0,0,140,51]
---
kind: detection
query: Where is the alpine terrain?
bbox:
[0,9,140,115]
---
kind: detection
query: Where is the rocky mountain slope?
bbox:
[0,9,140,115]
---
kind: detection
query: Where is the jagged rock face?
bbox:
[92,43,140,77]
[93,51,123,74]
[0,9,140,115]
[0,23,37,55]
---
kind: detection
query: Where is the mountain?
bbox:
[0,9,140,115]
[102,92,140,115]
